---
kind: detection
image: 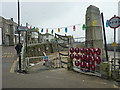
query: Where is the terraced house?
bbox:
[0,16,18,46]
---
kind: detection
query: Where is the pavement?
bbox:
[2,46,120,88]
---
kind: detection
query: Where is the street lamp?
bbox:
[17,0,22,72]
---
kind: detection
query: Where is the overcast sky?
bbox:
[1,0,119,43]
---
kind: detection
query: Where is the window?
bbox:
[46,35,48,38]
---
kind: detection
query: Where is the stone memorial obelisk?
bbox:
[85,5,108,76]
[85,5,103,49]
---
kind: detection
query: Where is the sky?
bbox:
[1,0,120,43]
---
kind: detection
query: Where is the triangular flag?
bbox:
[106,20,109,27]
[29,26,32,29]
[58,28,60,32]
[82,24,86,30]
[65,27,68,33]
[36,27,39,32]
[73,25,76,31]
[51,29,54,34]
[46,29,48,33]
[31,27,35,30]
[27,26,30,29]
[41,28,43,32]
[27,26,32,30]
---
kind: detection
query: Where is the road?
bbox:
[2,46,118,88]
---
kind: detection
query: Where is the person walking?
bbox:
[15,43,23,55]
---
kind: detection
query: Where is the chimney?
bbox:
[11,18,13,21]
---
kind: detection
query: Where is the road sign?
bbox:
[112,42,117,47]
[18,26,28,31]
[109,16,120,29]
[43,56,48,62]
[18,26,39,32]
[109,15,119,71]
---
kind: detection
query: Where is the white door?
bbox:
[0,28,2,45]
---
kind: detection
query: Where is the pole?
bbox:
[18,0,21,72]
[26,23,28,53]
[38,32,39,43]
[101,13,109,62]
[114,28,116,71]
[113,15,117,71]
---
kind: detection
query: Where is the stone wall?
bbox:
[24,42,65,57]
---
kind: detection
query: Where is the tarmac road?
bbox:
[2,46,118,88]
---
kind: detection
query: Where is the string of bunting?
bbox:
[27,19,110,34]
[39,24,87,34]
[27,24,86,34]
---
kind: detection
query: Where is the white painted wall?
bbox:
[0,28,2,45]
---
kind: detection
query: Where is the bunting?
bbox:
[65,27,68,33]
[30,26,32,29]
[41,28,43,32]
[32,27,35,30]
[27,23,88,34]
[27,16,111,34]
[36,27,39,32]
[82,24,86,30]
[58,28,60,32]
[51,29,54,34]
[46,29,48,33]
[106,20,109,27]
[73,25,76,31]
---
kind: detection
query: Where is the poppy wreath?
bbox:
[75,61,80,66]
[75,47,80,53]
[95,48,101,55]
[86,55,91,62]
[90,48,96,55]
[81,62,86,68]
[90,63,96,71]
[86,62,90,69]
[80,48,84,53]
[86,48,91,55]
[70,54,74,59]
[70,47,74,53]
[75,54,80,60]
[90,56,95,63]
[95,56,101,64]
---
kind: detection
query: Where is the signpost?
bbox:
[43,56,49,65]
[109,15,120,71]
[109,16,120,29]
[18,26,28,31]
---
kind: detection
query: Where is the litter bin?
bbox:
[100,62,110,79]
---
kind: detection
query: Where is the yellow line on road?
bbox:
[113,85,120,89]
[2,55,6,58]
[10,58,19,73]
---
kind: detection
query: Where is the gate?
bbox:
[55,33,72,68]
[24,55,62,73]
[110,58,120,80]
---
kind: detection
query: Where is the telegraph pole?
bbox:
[18,0,22,72]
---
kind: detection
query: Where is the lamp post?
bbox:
[17,0,22,72]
